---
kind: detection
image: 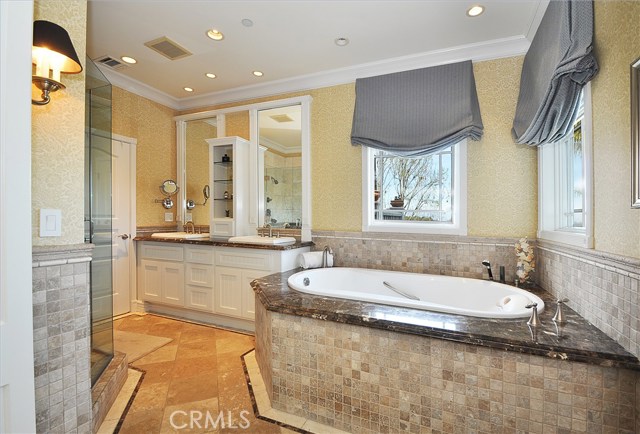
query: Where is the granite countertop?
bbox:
[134,235,313,251]
[252,269,640,371]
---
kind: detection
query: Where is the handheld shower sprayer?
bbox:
[481,260,493,281]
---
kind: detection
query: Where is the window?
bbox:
[362,141,467,234]
[538,84,593,248]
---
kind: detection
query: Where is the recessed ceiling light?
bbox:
[252,71,263,77]
[335,37,349,47]
[466,5,485,17]
[184,87,194,92]
[121,56,137,64]
[241,18,254,27]
[205,73,217,79]
[206,29,224,41]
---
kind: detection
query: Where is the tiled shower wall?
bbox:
[536,240,640,359]
[311,231,528,285]
[32,244,93,434]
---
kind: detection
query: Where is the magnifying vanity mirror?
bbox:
[156,179,179,209]
[160,179,179,195]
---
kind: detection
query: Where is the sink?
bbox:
[151,232,210,240]
[228,235,296,245]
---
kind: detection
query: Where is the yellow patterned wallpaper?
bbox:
[112,87,177,227]
[469,56,537,237]
[591,1,640,259]
[309,84,362,231]
[225,111,250,140]
[175,68,537,236]
[32,0,87,246]
[185,120,216,225]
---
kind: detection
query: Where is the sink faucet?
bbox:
[322,246,333,268]
[184,221,195,234]
[264,223,272,238]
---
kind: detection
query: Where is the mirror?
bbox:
[632,57,640,208]
[175,95,312,240]
[184,118,217,224]
[258,105,302,228]
[159,179,179,196]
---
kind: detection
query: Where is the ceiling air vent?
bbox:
[94,55,127,70]
[270,114,294,123]
[144,36,192,60]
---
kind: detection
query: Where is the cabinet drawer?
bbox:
[140,243,183,261]
[185,285,214,312]
[185,263,214,287]
[185,246,214,265]
[211,219,234,237]
[215,249,273,271]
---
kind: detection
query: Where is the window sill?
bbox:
[537,230,593,249]
[364,222,467,236]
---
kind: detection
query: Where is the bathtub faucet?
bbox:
[322,246,333,268]
[481,260,493,281]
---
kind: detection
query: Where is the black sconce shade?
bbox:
[33,20,82,74]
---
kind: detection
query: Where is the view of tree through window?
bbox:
[373,147,453,223]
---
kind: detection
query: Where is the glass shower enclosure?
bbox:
[85,57,114,385]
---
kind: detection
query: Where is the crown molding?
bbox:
[101,35,531,112]
[259,136,301,155]
[97,64,182,110]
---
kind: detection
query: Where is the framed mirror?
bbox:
[257,105,303,229]
[175,95,312,240]
[632,57,640,208]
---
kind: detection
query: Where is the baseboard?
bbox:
[140,302,255,334]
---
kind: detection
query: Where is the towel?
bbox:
[299,251,334,269]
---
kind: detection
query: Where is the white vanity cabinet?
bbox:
[183,245,215,312]
[136,241,309,331]
[213,247,300,320]
[139,243,185,306]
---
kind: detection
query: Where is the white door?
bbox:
[0,1,37,432]
[112,138,132,316]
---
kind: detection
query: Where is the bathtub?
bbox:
[287,267,544,319]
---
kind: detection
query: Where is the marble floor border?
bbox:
[95,367,145,434]
[241,350,350,434]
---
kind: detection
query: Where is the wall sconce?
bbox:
[32,20,83,105]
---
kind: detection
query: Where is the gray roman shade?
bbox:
[351,60,483,156]
[512,0,598,146]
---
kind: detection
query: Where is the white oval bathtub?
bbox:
[287,267,544,319]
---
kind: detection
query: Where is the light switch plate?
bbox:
[40,209,61,237]
[185,213,193,222]
[164,212,173,222]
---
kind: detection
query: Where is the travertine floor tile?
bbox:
[113,314,308,434]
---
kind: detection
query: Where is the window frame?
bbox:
[361,140,467,235]
[538,83,593,248]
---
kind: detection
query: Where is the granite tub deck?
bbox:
[252,270,640,434]
[134,235,313,250]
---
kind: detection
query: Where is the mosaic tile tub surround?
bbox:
[32,244,93,434]
[312,232,640,358]
[311,231,529,284]
[537,240,640,360]
[253,265,640,433]
[256,302,638,434]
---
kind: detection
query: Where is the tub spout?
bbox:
[481,260,493,280]
[322,246,333,268]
